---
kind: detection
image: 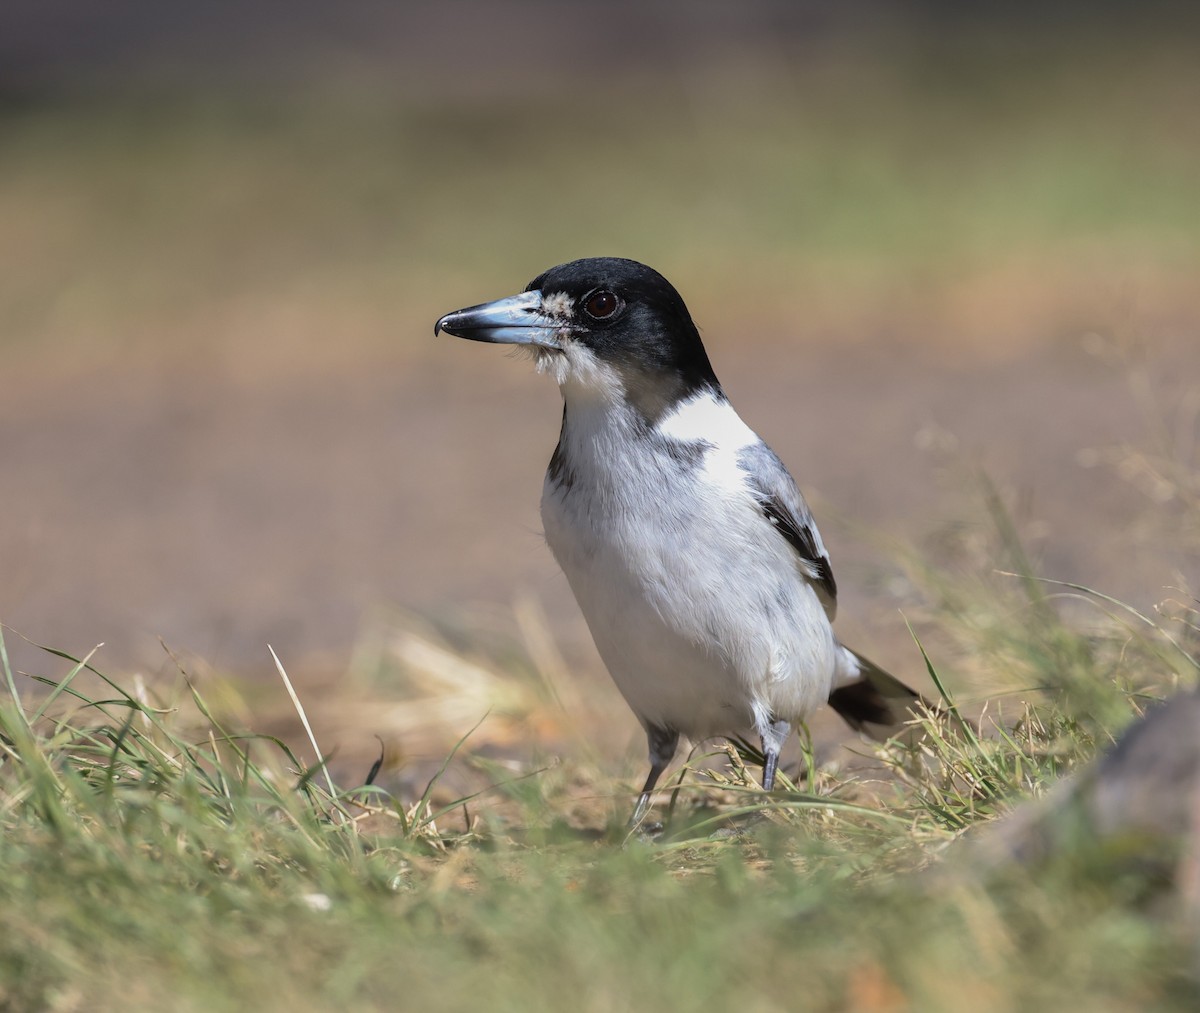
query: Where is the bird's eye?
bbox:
[584,290,620,320]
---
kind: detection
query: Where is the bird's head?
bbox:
[435,258,720,415]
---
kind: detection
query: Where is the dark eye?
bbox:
[584,290,620,320]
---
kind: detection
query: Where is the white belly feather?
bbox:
[540,391,837,741]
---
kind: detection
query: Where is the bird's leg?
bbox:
[762,750,780,792]
[629,724,679,827]
[760,718,791,791]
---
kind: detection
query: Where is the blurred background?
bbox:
[2,1,1198,787]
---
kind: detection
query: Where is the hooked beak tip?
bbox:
[433,290,559,348]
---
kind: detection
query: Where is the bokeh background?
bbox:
[3,1,1198,783]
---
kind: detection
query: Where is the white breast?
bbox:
[540,389,838,741]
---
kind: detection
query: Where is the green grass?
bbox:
[4,27,1200,1010]
[3,522,1197,1011]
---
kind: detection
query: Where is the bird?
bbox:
[435,257,924,824]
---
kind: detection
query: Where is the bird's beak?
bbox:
[434,290,562,349]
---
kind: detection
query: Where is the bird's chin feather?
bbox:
[510,344,570,384]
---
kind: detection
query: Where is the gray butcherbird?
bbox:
[436,258,922,824]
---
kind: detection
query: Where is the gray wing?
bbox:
[737,442,838,619]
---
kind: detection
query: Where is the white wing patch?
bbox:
[657,390,760,496]
[656,390,757,449]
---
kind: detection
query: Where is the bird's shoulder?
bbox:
[734,439,838,618]
[653,388,838,615]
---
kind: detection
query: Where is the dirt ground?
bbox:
[4,323,1197,791]
[5,325,1195,664]
[3,2,1198,797]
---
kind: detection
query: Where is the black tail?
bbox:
[827,650,931,740]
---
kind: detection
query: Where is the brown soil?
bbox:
[4,324,1196,795]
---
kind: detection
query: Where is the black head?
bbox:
[435,257,721,414]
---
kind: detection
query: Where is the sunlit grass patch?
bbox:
[2,388,1198,1007]
[3,523,1197,1010]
